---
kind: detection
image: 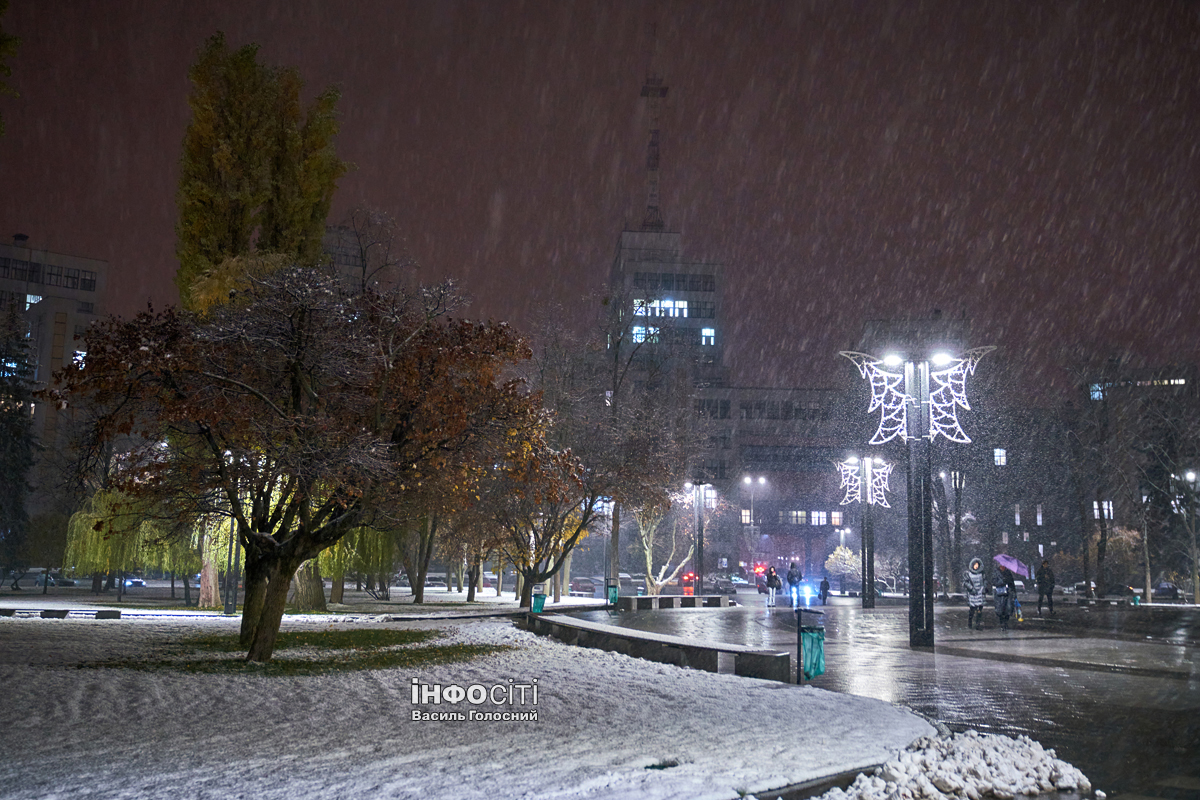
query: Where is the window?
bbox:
[25,294,41,310]
[793,510,807,525]
[80,270,97,291]
[1093,500,1114,520]
[1023,531,1029,542]
[778,510,786,524]
[1002,531,1009,544]
[831,511,843,526]
[78,301,95,314]
[994,448,1007,466]
[701,327,715,346]
[703,486,716,509]
[72,350,86,367]
[811,511,827,526]
[1015,504,1021,526]
[741,509,751,525]
[694,398,730,419]
[1036,504,1043,526]
[632,326,658,343]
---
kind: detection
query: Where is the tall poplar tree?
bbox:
[174,31,346,310]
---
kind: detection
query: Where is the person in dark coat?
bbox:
[786,563,801,607]
[994,565,1017,630]
[1035,560,1055,616]
[819,576,831,606]
[765,566,781,607]
[965,557,986,630]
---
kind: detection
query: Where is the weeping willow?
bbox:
[64,489,242,578]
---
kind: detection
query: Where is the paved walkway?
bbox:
[571,598,1200,800]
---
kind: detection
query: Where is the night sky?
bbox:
[1,1,1197,400]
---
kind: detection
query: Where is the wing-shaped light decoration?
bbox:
[840,352,908,444]
[838,461,862,506]
[867,460,894,507]
[928,347,995,443]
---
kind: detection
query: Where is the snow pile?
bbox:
[816,730,1097,800]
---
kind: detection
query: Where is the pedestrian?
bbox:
[819,576,831,606]
[965,557,986,630]
[994,564,1017,630]
[765,566,781,607]
[1035,559,1055,616]
[786,563,801,607]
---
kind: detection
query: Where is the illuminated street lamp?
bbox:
[837,455,892,608]
[842,345,992,648]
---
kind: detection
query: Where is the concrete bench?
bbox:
[519,613,790,683]
[614,594,733,611]
[0,608,121,620]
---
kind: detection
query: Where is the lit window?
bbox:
[741,509,751,525]
[994,448,1007,466]
[701,327,715,346]
[1090,383,1104,401]
[1014,504,1020,526]
[1002,531,1009,544]
[1023,531,1029,542]
[1093,500,1114,520]
[788,510,803,525]
[72,350,86,367]
[1036,504,1043,526]
[703,486,716,509]
[831,511,843,526]
[778,510,786,524]
[24,294,41,310]
[795,510,807,525]
[811,511,827,526]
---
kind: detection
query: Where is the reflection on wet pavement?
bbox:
[571,602,1200,797]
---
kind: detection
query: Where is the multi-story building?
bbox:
[0,234,108,513]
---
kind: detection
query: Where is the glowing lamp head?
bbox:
[1188,471,1197,483]
[931,351,955,367]
[882,353,904,367]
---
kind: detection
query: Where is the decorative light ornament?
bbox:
[838,458,893,508]
[840,347,994,444]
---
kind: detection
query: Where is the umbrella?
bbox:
[993,554,1032,579]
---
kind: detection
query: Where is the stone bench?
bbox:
[519,613,790,683]
[614,594,732,611]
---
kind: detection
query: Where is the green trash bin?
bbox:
[800,626,826,681]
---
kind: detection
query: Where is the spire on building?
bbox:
[640,74,668,232]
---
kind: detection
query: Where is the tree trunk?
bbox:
[465,559,478,603]
[519,572,534,608]
[240,562,270,647]
[169,571,176,600]
[199,533,222,608]
[291,560,327,612]
[246,564,295,662]
[495,559,503,597]
[608,505,621,589]
[91,572,103,594]
[1095,490,1110,594]
[182,570,193,607]
[330,570,345,604]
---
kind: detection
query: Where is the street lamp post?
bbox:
[842,345,992,648]
[837,455,892,609]
[686,481,711,595]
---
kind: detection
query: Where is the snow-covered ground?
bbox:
[0,610,1094,800]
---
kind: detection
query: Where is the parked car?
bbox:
[124,576,145,588]
[49,573,76,586]
[569,577,597,595]
[1152,582,1183,601]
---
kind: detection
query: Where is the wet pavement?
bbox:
[571,597,1200,799]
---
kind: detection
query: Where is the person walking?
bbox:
[1035,559,1055,616]
[765,566,781,607]
[819,576,831,606]
[965,557,986,630]
[994,564,1017,630]
[786,563,801,607]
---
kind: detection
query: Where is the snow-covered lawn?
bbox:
[0,613,1093,800]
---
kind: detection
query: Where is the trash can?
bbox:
[800,626,825,681]
[531,593,547,613]
[1131,595,1140,607]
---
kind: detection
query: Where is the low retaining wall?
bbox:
[519,613,790,683]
